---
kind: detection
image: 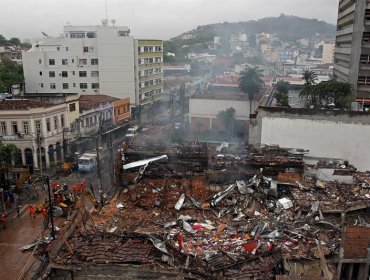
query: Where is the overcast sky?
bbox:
[1,0,339,41]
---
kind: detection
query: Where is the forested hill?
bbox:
[171,14,336,42]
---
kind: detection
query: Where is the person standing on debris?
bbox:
[1,214,6,229]
[80,182,87,193]
[42,207,47,220]
[29,204,35,218]
[6,195,11,207]
[16,205,20,217]
[178,234,184,251]
[57,194,63,204]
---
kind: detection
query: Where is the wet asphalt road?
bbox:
[0,200,45,280]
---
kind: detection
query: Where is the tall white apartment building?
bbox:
[23,23,163,108]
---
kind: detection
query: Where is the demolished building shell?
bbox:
[31,130,370,280]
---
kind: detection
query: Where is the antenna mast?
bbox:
[105,0,108,23]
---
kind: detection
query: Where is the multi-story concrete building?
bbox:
[322,43,335,64]
[333,0,370,102]
[22,23,163,110]
[0,99,70,169]
[135,40,164,108]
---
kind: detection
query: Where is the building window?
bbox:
[80,83,87,89]
[23,121,29,134]
[79,71,87,77]
[66,47,69,51]
[78,59,87,65]
[117,31,128,36]
[35,120,41,134]
[92,83,99,89]
[73,83,76,87]
[62,59,68,65]
[49,59,55,65]
[83,46,89,53]
[61,71,68,77]
[72,71,75,75]
[57,47,60,51]
[61,114,65,128]
[40,83,43,88]
[94,115,97,124]
[62,83,69,89]
[0,122,6,135]
[54,116,58,130]
[49,71,55,77]
[50,83,56,89]
[91,71,99,77]
[39,71,42,76]
[91,58,98,65]
[46,118,51,132]
[11,121,18,135]
[87,32,96,38]
[69,103,76,112]
[39,59,42,64]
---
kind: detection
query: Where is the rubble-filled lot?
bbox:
[53,135,370,279]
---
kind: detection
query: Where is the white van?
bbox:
[125,125,139,137]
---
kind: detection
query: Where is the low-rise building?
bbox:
[0,99,70,169]
[77,95,119,137]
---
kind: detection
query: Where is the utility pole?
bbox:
[96,113,103,207]
[44,175,55,240]
[37,132,43,177]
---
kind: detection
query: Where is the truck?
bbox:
[78,152,97,172]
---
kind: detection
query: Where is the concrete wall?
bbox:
[249,107,370,171]
[189,98,250,122]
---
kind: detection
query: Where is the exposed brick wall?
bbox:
[343,226,370,259]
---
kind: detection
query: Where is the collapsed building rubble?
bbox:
[31,129,370,280]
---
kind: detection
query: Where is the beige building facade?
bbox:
[0,100,70,169]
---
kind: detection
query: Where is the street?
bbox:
[0,195,45,280]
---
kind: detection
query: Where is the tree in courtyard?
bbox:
[0,58,24,93]
[239,67,264,114]
[217,107,236,140]
[274,79,290,107]
[302,70,317,85]
[317,80,352,109]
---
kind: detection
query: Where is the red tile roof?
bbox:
[79,95,119,112]
[0,99,53,110]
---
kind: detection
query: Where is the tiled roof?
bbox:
[79,95,119,112]
[0,99,53,110]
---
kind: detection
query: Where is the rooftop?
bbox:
[0,99,53,110]
[79,94,119,112]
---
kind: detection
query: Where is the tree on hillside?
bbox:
[274,80,290,107]
[8,37,21,46]
[0,35,6,44]
[239,67,264,114]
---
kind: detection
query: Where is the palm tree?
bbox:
[239,67,264,115]
[302,70,317,85]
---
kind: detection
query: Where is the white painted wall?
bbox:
[23,25,135,101]
[189,98,250,121]
[260,117,370,171]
